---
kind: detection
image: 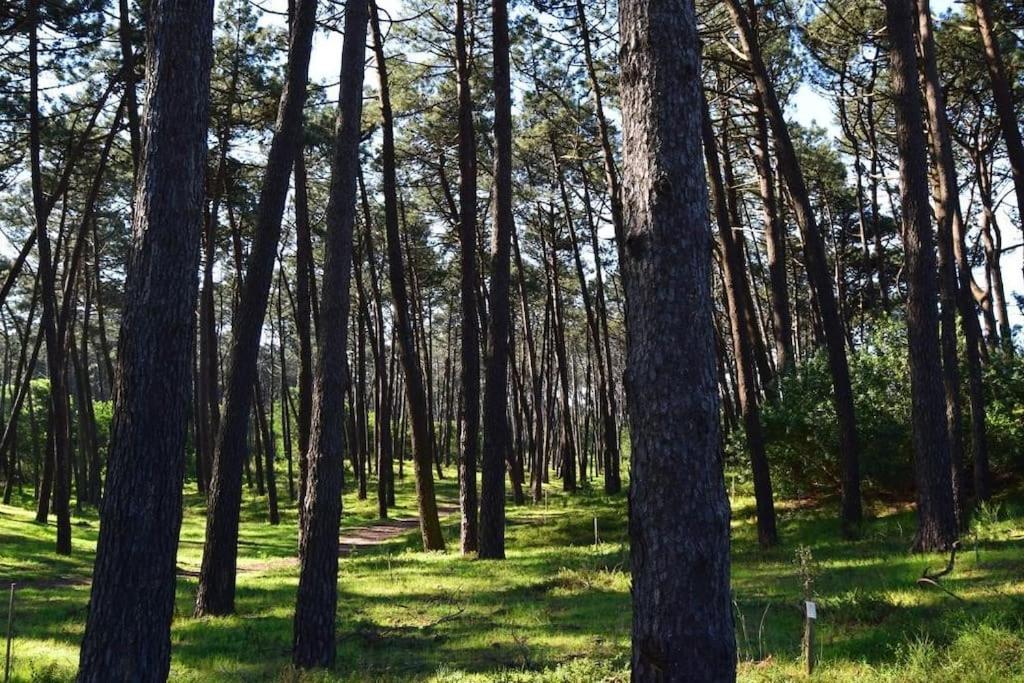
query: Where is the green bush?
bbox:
[735,316,1024,499]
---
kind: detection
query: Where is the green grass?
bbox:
[1,468,1023,682]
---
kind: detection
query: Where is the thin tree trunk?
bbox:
[369,1,445,551]
[478,0,516,560]
[196,0,318,616]
[703,98,778,547]
[291,0,367,667]
[724,0,862,535]
[455,0,480,553]
[884,0,958,552]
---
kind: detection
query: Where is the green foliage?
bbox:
[3,468,1024,681]
[751,316,1024,498]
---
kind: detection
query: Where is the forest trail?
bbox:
[226,501,461,574]
[2,502,460,588]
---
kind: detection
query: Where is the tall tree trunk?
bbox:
[479,0,515,560]
[196,0,317,616]
[293,152,315,519]
[974,0,1024,227]
[27,0,73,555]
[291,0,367,667]
[724,0,862,534]
[703,98,778,547]
[915,0,988,518]
[76,0,213,675]
[543,211,577,492]
[254,381,280,524]
[455,0,481,554]
[619,0,737,676]
[884,0,958,552]
[357,173,394,518]
[369,1,445,551]
[513,229,544,504]
[751,102,793,376]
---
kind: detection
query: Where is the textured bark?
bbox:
[27,0,72,554]
[291,0,366,667]
[293,152,314,518]
[455,0,481,554]
[357,172,394,516]
[915,0,988,517]
[619,0,737,678]
[974,0,1024,226]
[479,0,514,560]
[724,0,862,534]
[751,101,793,375]
[703,99,778,548]
[76,0,213,676]
[883,0,958,552]
[513,229,545,504]
[370,1,445,551]
[195,0,317,616]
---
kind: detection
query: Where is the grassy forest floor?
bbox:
[2,469,1023,682]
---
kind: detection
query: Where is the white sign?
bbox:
[805,601,817,620]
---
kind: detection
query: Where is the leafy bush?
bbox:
[735,316,1024,499]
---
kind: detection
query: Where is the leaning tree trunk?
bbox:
[369,0,445,551]
[619,0,737,678]
[195,0,318,617]
[291,0,367,668]
[915,0,989,519]
[884,0,958,552]
[724,0,862,535]
[973,0,1024,227]
[76,0,213,677]
[703,97,778,548]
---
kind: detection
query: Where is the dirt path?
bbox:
[5,502,460,587]
[225,502,460,573]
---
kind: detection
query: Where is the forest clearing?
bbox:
[3,473,1023,681]
[1,0,1024,678]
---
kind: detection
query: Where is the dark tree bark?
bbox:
[27,0,73,555]
[914,0,990,516]
[369,0,445,551]
[195,0,318,616]
[76,0,213,676]
[619,0,737,677]
[973,0,1024,227]
[703,98,778,548]
[543,212,577,493]
[479,0,515,559]
[293,152,315,518]
[724,0,862,535]
[356,172,394,517]
[750,111,793,377]
[291,0,367,667]
[883,0,958,552]
[455,0,481,554]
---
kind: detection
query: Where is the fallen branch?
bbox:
[916,541,965,601]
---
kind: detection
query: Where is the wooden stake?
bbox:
[4,583,14,683]
[804,600,816,676]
